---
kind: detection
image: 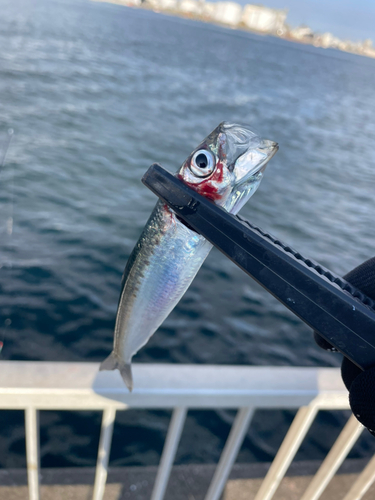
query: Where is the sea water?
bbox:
[0,0,375,468]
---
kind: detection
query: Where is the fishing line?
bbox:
[0,128,14,353]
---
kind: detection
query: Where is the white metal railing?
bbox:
[0,361,374,500]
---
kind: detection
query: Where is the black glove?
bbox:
[314,257,375,435]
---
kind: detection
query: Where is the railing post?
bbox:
[92,407,116,500]
[300,414,364,500]
[254,404,318,500]
[151,407,187,500]
[25,407,40,500]
[343,453,375,500]
[204,407,254,500]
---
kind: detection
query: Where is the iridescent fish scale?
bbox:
[100,122,278,390]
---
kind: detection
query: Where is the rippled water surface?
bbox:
[1,0,375,468]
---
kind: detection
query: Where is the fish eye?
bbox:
[189,149,215,177]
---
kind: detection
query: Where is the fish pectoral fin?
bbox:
[99,352,134,392]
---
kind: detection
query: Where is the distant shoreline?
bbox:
[92,0,375,60]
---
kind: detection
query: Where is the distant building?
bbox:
[116,0,142,5]
[158,0,178,9]
[241,5,287,34]
[178,0,202,15]
[313,32,341,48]
[134,0,375,60]
[201,1,216,18]
[320,32,334,48]
[363,39,373,49]
[213,2,243,26]
[362,39,374,55]
[145,0,159,9]
[290,25,314,41]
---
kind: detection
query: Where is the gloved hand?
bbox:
[314,257,375,435]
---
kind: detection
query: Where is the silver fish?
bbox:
[100,122,278,390]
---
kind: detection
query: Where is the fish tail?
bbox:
[100,352,134,392]
[120,363,133,392]
[99,351,118,371]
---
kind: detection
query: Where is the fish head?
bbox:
[177,122,278,214]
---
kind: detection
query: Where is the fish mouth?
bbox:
[233,139,278,184]
[225,138,278,214]
[255,139,278,170]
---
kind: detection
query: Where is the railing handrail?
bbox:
[4,361,372,500]
[0,361,348,409]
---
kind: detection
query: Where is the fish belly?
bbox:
[108,200,212,385]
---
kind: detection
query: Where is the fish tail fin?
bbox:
[100,351,118,371]
[99,352,133,392]
[120,363,133,392]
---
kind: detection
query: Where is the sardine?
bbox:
[100,122,278,390]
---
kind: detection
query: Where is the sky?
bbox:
[233,0,375,42]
